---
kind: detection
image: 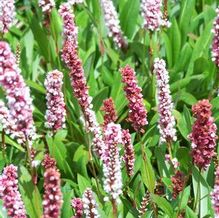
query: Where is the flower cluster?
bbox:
[165,154,180,169]
[42,153,57,169]
[212,8,219,67]
[59,3,78,46]
[72,198,83,218]
[68,0,84,5]
[0,101,10,132]
[138,192,150,217]
[122,129,135,177]
[140,0,170,31]
[0,0,15,33]
[101,98,118,128]
[62,40,104,157]
[120,65,148,132]
[103,122,123,201]
[0,41,36,145]
[189,99,217,170]
[212,167,219,216]
[153,58,177,143]
[45,70,66,133]
[0,165,27,218]
[43,166,63,218]
[171,170,185,199]
[100,0,127,48]
[82,188,100,218]
[39,0,55,13]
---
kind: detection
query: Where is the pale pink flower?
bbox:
[39,0,55,13]
[45,70,66,132]
[59,3,78,46]
[100,0,127,48]
[153,58,177,143]
[212,8,219,67]
[141,0,170,31]
[138,192,150,217]
[82,188,100,218]
[0,0,15,33]
[103,122,123,201]
[0,41,36,145]
[68,0,84,5]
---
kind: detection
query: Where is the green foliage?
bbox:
[0,0,219,217]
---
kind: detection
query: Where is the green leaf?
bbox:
[19,166,42,218]
[4,136,25,152]
[120,0,140,38]
[141,150,156,193]
[177,92,197,105]
[151,194,174,217]
[30,16,49,61]
[77,174,91,195]
[0,200,8,218]
[171,18,181,65]
[173,110,189,140]
[179,186,190,210]
[61,184,73,218]
[26,80,46,94]
[171,75,205,92]
[92,87,109,112]
[186,206,198,218]
[179,0,195,43]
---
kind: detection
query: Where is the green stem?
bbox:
[163,0,168,20]
[87,133,102,200]
[1,129,7,164]
[111,198,118,218]
[193,170,201,214]
[176,186,185,217]
[138,133,158,218]
[167,141,173,160]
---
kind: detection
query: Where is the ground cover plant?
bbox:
[0,0,219,217]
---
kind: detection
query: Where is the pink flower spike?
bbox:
[171,170,185,199]
[212,8,219,67]
[101,98,118,128]
[0,165,27,218]
[62,41,104,157]
[59,3,78,46]
[189,99,218,170]
[43,167,63,218]
[82,188,100,218]
[39,0,55,13]
[72,198,83,218]
[42,153,57,170]
[141,0,170,31]
[120,65,148,133]
[122,129,135,177]
[153,58,177,143]
[0,41,36,145]
[68,0,84,5]
[45,70,66,133]
[103,122,123,201]
[0,0,16,33]
[100,0,127,48]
